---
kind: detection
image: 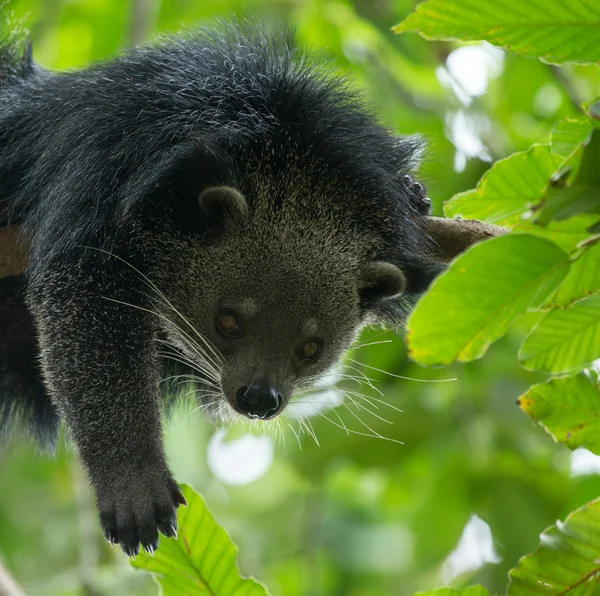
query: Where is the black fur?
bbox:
[0,22,440,556]
[0,275,58,446]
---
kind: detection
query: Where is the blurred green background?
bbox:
[2,1,600,595]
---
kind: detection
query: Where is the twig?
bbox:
[73,460,100,596]
[0,561,25,596]
[127,0,161,47]
[0,225,27,278]
[425,216,507,262]
[549,65,584,113]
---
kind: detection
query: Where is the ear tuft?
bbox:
[360,262,407,305]
[199,186,248,228]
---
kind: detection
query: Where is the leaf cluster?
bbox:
[403,0,600,593]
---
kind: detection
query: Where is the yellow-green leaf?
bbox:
[508,498,600,594]
[550,117,594,160]
[519,294,600,373]
[414,587,489,596]
[518,373,600,454]
[131,485,270,596]
[394,0,600,65]
[408,234,570,365]
[444,145,563,225]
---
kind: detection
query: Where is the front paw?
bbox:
[98,474,186,557]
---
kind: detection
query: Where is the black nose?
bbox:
[236,383,283,419]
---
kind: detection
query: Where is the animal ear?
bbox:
[199,186,248,229]
[360,262,407,306]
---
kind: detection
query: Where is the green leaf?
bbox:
[519,294,600,373]
[414,587,489,596]
[444,145,563,225]
[393,0,600,64]
[508,498,600,594]
[548,243,600,308]
[407,235,570,365]
[550,117,593,160]
[131,485,270,596]
[518,373,600,454]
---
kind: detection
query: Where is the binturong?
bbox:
[0,23,443,556]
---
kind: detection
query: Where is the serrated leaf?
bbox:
[393,0,600,64]
[550,117,594,160]
[508,498,600,594]
[407,235,570,365]
[131,485,270,596]
[519,294,600,373]
[444,145,563,225]
[414,587,489,596]
[518,373,600,454]
[548,243,600,308]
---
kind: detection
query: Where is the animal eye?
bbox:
[216,310,243,338]
[297,339,323,363]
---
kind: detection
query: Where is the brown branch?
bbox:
[425,216,508,262]
[0,217,508,280]
[0,225,27,279]
[0,562,25,596]
[127,0,161,47]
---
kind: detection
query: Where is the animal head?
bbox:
[113,25,439,422]
[151,147,428,422]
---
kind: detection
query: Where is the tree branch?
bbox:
[425,216,507,262]
[127,0,161,47]
[0,217,508,280]
[0,225,27,279]
[0,561,25,596]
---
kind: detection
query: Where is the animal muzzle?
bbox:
[235,382,283,420]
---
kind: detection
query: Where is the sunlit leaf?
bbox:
[519,294,600,373]
[444,145,563,225]
[393,0,600,64]
[518,373,600,454]
[508,498,600,594]
[131,485,270,596]
[550,117,593,160]
[414,587,489,596]
[407,235,570,365]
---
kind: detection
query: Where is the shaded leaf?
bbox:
[536,130,600,224]
[518,373,600,454]
[407,235,569,365]
[508,498,600,594]
[393,0,600,64]
[507,215,600,252]
[131,485,269,596]
[444,145,563,225]
[536,185,600,223]
[547,243,600,308]
[588,97,600,122]
[519,294,600,373]
[414,587,489,596]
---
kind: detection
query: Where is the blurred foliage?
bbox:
[1,0,600,595]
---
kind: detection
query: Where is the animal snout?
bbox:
[235,383,282,420]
